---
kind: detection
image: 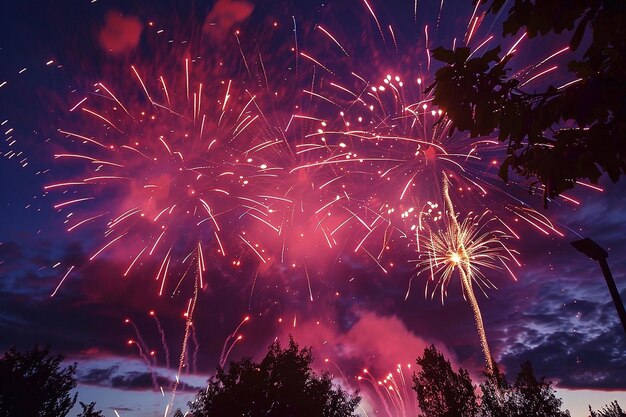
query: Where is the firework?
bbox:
[219,315,249,367]
[416,174,517,372]
[150,310,171,369]
[296,29,573,253]
[357,364,419,417]
[47,56,274,295]
[238,0,585,296]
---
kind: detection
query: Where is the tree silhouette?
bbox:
[513,362,570,417]
[589,401,626,417]
[76,401,104,417]
[412,345,479,417]
[428,0,626,205]
[480,361,570,417]
[479,362,516,417]
[0,346,77,417]
[188,338,360,417]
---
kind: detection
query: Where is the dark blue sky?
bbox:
[1,0,625,415]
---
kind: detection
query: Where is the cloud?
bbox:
[500,322,626,389]
[485,259,626,389]
[495,286,626,390]
[98,11,142,55]
[0,241,23,263]
[79,365,120,385]
[76,360,201,392]
[111,371,200,392]
[203,0,254,39]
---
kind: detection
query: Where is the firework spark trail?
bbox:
[248,268,259,309]
[324,358,410,417]
[460,263,493,373]
[168,273,199,412]
[219,316,249,367]
[149,310,171,369]
[221,334,244,368]
[50,265,75,297]
[123,316,168,390]
[184,336,191,376]
[323,357,351,386]
[357,363,418,417]
[358,369,395,417]
[395,364,415,417]
[358,364,419,417]
[127,339,159,390]
[190,322,200,374]
[124,318,151,359]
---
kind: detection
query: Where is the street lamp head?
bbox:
[571,238,608,261]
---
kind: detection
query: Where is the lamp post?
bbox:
[571,238,626,337]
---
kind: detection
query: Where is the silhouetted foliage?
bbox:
[480,361,570,417]
[0,346,77,417]
[428,0,626,205]
[188,338,360,417]
[514,362,570,417]
[479,362,516,417]
[172,410,184,417]
[412,345,479,417]
[589,401,626,417]
[412,347,570,417]
[77,401,104,417]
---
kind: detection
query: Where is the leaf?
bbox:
[431,46,456,65]
[570,10,594,51]
[485,0,506,14]
[482,46,502,64]
[454,47,471,64]
[498,156,514,184]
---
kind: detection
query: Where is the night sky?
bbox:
[1,0,625,416]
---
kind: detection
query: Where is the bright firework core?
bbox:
[449,251,463,265]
